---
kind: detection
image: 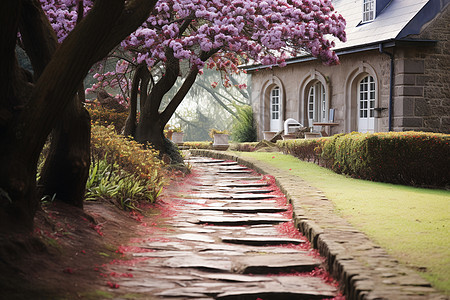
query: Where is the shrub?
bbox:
[231,105,257,142]
[322,132,450,187]
[231,142,258,152]
[183,141,212,149]
[277,138,329,164]
[89,124,165,208]
[86,104,128,132]
[277,132,449,187]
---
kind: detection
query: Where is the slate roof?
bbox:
[331,0,430,50]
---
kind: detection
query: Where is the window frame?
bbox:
[307,81,328,125]
[270,86,280,122]
[362,0,376,23]
[358,75,376,122]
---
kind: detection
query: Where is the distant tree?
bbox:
[0,0,157,233]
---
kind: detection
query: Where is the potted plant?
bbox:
[167,125,184,144]
[209,129,230,150]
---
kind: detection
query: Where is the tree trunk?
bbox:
[0,0,157,234]
[38,99,90,208]
[134,51,218,159]
[19,0,90,208]
[124,64,148,136]
[135,48,180,152]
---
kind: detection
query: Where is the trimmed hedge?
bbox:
[182,141,212,149]
[277,137,329,164]
[277,132,450,188]
[230,142,259,152]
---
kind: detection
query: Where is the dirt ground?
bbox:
[0,199,150,300]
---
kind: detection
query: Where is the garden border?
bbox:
[190,149,446,300]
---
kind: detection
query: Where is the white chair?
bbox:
[284,118,302,134]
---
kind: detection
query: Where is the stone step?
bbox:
[216,182,269,187]
[190,159,225,164]
[198,206,287,213]
[194,216,290,226]
[155,276,336,300]
[232,194,278,200]
[219,166,249,170]
[189,193,278,200]
[221,236,305,246]
[218,170,253,174]
[234,254,322,274]
[191,187,274,194]
[215,161,239,166]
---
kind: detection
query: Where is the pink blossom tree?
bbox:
[81,0,346,156]
[0,0,157,233]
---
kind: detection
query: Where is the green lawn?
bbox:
[235,151,450,294]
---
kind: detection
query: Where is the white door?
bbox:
[270,87,281,132]
[358,75,375,133]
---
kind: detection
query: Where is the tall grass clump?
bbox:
[87,124,165,210]
[232,105,257,142]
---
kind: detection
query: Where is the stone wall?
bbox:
[395,4,450,133]
[249,50,392,139]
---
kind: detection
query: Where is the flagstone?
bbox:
[231,193,278,199]
[198,206,287,213]
[164,255,233,272]
[221,236,306,246]
[218,169,253,174]
[192,159,225,164]
[234,254,322,274]
[194,215,290,226]
[174,233,216,243]
[189,193,232,199]
[199,273,273,282]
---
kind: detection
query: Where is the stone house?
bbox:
[245,0,450,139]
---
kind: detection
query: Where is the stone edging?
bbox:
[190,150,447,300]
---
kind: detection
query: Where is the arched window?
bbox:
[270,86,281,131]
[307,81,327,125]
[358,75,376,132]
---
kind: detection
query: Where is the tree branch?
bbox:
[15,0,155,164]
[194,82,237,117]
[160,49,220,125]
[146,47,180,116]
[18,0,58,78]
[91,0,158,63]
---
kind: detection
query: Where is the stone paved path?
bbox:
[102,157,342,299]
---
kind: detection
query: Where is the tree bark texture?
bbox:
[38,100,90,208]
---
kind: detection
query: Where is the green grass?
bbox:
[234,151,450,294]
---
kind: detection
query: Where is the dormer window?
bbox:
[362,0,375,23]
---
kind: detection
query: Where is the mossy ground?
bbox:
[235,151,450,295]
